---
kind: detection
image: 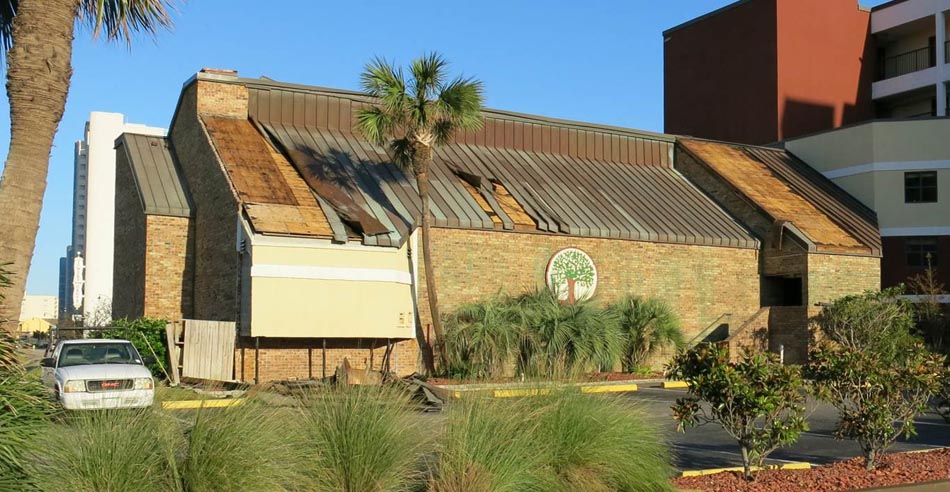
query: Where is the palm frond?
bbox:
[0,0,15,53]
[437,75,484,130]
[410,52,448,102]
[359,57,408,116]
[355,105,395,147]
[388,137,413,170]
[430,119,455,145]
[79,0,174,44]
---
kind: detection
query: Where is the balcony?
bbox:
[877,46,935,81]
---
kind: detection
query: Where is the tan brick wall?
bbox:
[234,337,420,383]
[112,149,147,320]
[170,81,242,321]
[806,253,881,307]
[143,216,194,320]
[767,306,810,364]
[417,227,762,341]
[196,79,248,118]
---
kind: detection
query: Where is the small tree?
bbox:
[931,368,950,423]
[806,343,942,470]
[609,295,683,372]
[908,256,948,353]
[813,287,919,362]
[102,318,169,379]
[667,344,807,480]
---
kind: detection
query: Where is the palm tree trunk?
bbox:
[0,0,77,331]
[415,153,446,374]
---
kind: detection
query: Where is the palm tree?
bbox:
[0,0,174,331]
[356,54,484,374]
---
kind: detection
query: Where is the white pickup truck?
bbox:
[40,339,155,410]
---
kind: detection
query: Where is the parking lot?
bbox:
[621,386,950,471]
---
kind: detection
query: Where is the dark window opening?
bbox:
[761,276,803,307]
[905,171,938,203]
[906,237,938,268]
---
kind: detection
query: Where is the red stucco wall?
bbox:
[664,0,778,145]
[664,0,874,145]
[776,0,874,141]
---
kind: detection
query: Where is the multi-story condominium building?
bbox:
[58,112,165,325]
[873,0,949,118]
[786,118,950,289]
[664,0,949,145]
[665,0,950,290]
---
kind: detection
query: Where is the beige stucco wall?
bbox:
[247,240,415,339]
[786,119,950,230]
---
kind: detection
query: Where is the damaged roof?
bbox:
[197,79,761,250]
[678,138,881,255]
[116,133,193,217]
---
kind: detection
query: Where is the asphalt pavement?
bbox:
[621,387,950,471]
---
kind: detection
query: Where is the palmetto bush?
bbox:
[517,290,624,377]
[444,296,523,380]
[608,295,684,372]
[298,385,426,492]
[446,289,648,379]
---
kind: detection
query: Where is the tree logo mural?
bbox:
[545,248,598,303]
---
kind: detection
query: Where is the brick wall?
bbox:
[112,149,147,320]
[807,252,880,307]
[767,306,810,364]
[234,337,419,383]
[417,227,762,341]
[170,81,242,321]
[143,216,194,320]
[674,147,773,239]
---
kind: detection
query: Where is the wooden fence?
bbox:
[166,319,236,383]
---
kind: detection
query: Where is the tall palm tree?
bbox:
[0,0,174,331]
[356,54,484,374]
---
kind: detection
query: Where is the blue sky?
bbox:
[0,0,891,295]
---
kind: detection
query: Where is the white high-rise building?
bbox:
[61,112,165,325]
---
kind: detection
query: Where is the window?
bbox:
[905,171,937,203]
[906,237,938,268]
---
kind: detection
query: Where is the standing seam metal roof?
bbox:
[253,118,760,250]
[116,133,193,218]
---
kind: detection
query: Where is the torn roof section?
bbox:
[116,133,193,218]
[678,138,881,256]
[208,81,759,250]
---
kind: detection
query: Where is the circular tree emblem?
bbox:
[545,248,597,303]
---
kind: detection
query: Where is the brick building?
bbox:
[112,69,882,382]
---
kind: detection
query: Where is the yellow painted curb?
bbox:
[662,381,689,389]
[680,462,811,477]
[493,388,552,398]
[581,383,639,394]
[161,399,246,410]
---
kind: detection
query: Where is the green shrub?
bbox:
[445,295,523,380]
[806,342,943,470]
[813,287,920,362]
[26,409,179,492]
[298,385,425,492]
[516,289,624,377]
[430,396,551,492]
[532,390,672,492]
[102,317,169,378]
[0,337,55,491]
[608,295,683,372]
[931,367,950,423]
[178,400,304,492]
[667,344,808,480]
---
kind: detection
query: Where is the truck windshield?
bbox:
[57,343,141,368]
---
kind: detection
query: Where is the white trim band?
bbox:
[880,226,950,237]
[823,160,950,179]
[251,264,412,285]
